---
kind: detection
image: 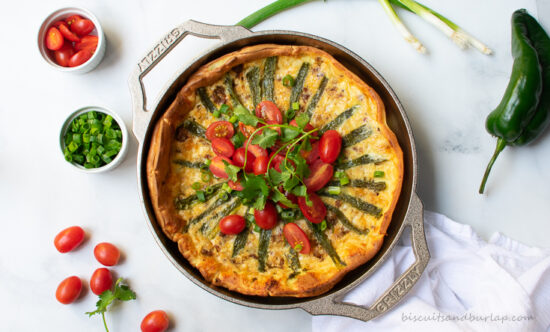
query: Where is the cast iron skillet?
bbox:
[129,20,429,322]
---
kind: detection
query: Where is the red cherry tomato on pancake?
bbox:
[253,155,269,175]
[319,130,342,163]
[211,137,235,158]
[228,179,244,191]
[209,156,234,179]
[90,268,113,295]
[301,141,320,165]
[45,27,64,51]
[254,201,278,230]
[141,310,170,332]
[219,215,246,235]
[298,193,326,224]
[283,223,311,254]
[239,122,255,138]
[304,159,334,192]
[94,242,120,266]
[255,101,283,124]
[206,121,234,141]
[56,276,82,304]
[232,147,255,173]
[54,226,85,253]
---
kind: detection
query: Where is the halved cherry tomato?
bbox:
[94,242,120,266]
[75,35,98,52]
[298,193,326,224]
[70,18,95,36]
[301,141,320,165]
[304,159,334,192]
[228,179,244,191]
[54,42,75,67]
[209,156,234,179]
[289,119,316,136]
[211,138,235,158]
[269,152,285,172]
[58,24,80,42]
[283,223,311,254]
[54,226,85,253]
[56,276,82,304]
[45,27,64,51]
[232,147,255,173]
[253,155,269,175]
[245,138,268,158]
[65,15,83,27]
[206,121,234,141]
[90,268,113,295]
[254,202,278,230]
[52,20,69,30]
[239,122,255,138]
[141,310,170,332]
[265,120,282,135]
[255,101,283,124]
[319,130,342,163]
[219,215,246,235]
[68,48,94,67]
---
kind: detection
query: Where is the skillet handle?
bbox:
[128,20,252,143]
[301,193,429,322]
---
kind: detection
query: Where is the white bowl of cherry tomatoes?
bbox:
[38,7,106,73]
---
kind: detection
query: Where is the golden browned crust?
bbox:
[147,44,403,297]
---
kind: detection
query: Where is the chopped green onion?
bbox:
[205,159,212,166]
[229,115,238,123]
[374,170,385,178]
[319,220,327,231]
[196,190,206,202]
[205,186,214,195]
[212,110,221,118]
[219,104,230,114]
[281,210,295,219]
[222,183,232,193]
[294,243,303,252]
[292,102,300,111]
[254,225,260,232]
[201,172,212,182]
[275,204,283,213]
[282,74,295,87]
[219,192,229,201]
[192,182,202,190]
[327,186,341,195]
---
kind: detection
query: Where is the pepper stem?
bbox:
[479,138,507,194]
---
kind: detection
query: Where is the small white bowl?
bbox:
[38,7,106,74]
[60,106,128,173]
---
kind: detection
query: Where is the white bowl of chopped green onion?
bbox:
[60,106,128,173]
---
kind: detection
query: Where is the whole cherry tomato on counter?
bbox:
[94,242,120,266]
[90,268,113,295]
[56,276,82,304]
[141,310,170,332]
[54,226,85,253]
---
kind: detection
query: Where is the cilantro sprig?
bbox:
[86,278,136,332]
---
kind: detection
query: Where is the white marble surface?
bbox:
[1,0,548,331]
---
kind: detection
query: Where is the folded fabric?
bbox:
[312,211,550,332]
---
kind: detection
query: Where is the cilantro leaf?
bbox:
[288,153,309,179]
[223,161,241,182]
[281,126,301,142]
[231,131,245,148]
[236,174,270,201]
[295,113,310,129]
[271,188,298,208]
[252,195,267,210]
[283,176,299,192]
[233,105,259,126]
[268,168,291,185]
[299,136,312,152]
[251,128,279,149]
[86,278,136,332]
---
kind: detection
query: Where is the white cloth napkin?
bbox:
[312,211,550,332]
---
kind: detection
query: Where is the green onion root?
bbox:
[378,0,426,54]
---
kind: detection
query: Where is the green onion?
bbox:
[283,74,295,87]
[219,104,230,114]
[219,192,229,201]
[294,243,303,252]
[201,172,212,182]
[205,159,212,166]
[213,110,221,118]
[196,190,206,202]
[222,183,232,193]
[327,186,341,195]
[292,102,300,111]
[192,182,202,190]
[275,204,283,213]
[374,170,385,178]
[319,220,327,231]
[281,210,295,219]
[205,186,214,195]
[229,115,238,123]
[254,225,260,232]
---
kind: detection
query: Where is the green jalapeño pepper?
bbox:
[479,9,550,194]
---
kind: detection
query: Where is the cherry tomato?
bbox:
[319,130,342,163]
[45,27,64,51]
[304,159,334,192]
[94,242,120,266]
[209,156,234,179]
[58,23,80,42]
[283,223,311,254]
[54,42,75,67]
[141,310,170,332]
[277,187,298,209]
[68,48,94,67]
[75,35,98,52]
[232,147,255,173]
[247,143,268,158]
[90,268,113,295]
[254,201,278,230]
[265,120,282,135]
[206,121,234,141]
[289,119,316,136]
[70,18,95,36]
[219,215,246,235]
[301,141,320,165]
[269,152,285,172]
[255,101,283,124]
[228,179,244,191]
[253,155,269,175]
[239,122,255,138]
[55,276,82,304]
[298,193,326,224]
[54,226,85,253]
[52,20,69,30]
[65,15,83,27]
[211,137,235,158]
